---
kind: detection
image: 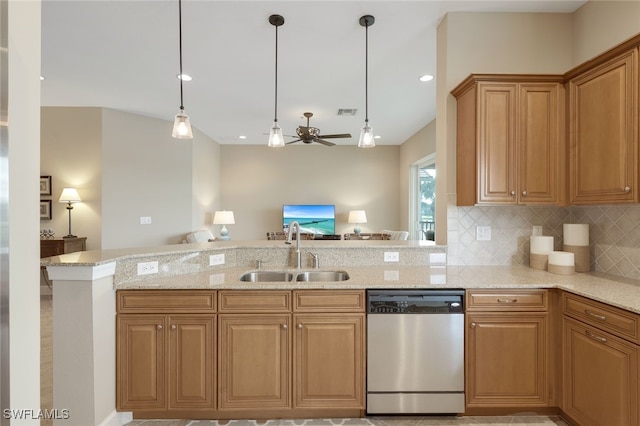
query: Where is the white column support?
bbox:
[47,263,131,426]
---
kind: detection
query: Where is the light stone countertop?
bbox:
[42,240,640,315]
[117,263,640,315]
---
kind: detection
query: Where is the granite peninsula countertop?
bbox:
[42,240,640,315]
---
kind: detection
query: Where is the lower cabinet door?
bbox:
[293,314,365,409]
[563,317,639,426]
[168,315,216,410]
[218,314,291,410]
[466,313,548,406]
[117,315,166,410]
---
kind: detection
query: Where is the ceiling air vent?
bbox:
[337,108,357,116]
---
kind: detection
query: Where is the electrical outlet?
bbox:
[140,216,152,225]
[384,251,400,262]
[209,253,225,266]
[137,261,158,275]
[476,226,491,241]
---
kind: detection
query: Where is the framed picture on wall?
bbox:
[40,200,52,220]
[40,175,52,196]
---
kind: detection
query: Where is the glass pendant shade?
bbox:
[358,122,375,148]
[268,121,285,148]
[172,110,193,139]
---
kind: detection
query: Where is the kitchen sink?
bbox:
[238,270,350,282]
[239,271,294,282]
[295,270,350,282]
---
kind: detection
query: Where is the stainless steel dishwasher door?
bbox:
[367,312,465,413]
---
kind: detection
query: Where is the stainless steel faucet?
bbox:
[285,221,302,268]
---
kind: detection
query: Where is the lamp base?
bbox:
[63,234,77,239]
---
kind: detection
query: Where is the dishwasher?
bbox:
[366,289,465,414]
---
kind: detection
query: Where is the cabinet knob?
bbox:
[297,323,303,329]
[625,186,631,193]
[470,322,476,329]
[157,324,163,330]
[522,191,527,197]
[281,324,288,330]
[171,325,176,330]
[510,191,516,197]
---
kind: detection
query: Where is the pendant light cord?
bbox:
[273,23,279,123]
[364,21,369,123]
[178,0,185,111]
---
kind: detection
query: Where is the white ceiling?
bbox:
[41,0,585,146]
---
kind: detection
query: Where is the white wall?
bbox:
[8,0,41,422]
[101,109,195,248]
[41,107,103,250]
[399,120,436,231]
[220,145,401,240]
[192,132,221,233]
[572,0,640,65]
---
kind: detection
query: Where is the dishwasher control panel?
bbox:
[367,290,464,314]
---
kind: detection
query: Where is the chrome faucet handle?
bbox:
[310,253,319,269]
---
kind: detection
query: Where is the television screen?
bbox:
[283,204,336,235]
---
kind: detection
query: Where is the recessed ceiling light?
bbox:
[40,75,45,81]
[419,74,434,82]
[374,135,381,139]
[238,135,247,140]
[177,73,192,81]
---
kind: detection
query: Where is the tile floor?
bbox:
[40,295,570,426]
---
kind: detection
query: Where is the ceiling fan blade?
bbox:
[318,133,352,139]
[286,139,302,145]
[262,133,298,138]
[314,139,336,147]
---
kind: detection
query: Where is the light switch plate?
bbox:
[140,216,152,225]
[209,254,225,266]
[137,261,158,275]
[384,251,400,262]
[476,226,491,241]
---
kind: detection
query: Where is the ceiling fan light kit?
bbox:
[358,14,375,148]
[267,14,285,148]
[171,0,193,140]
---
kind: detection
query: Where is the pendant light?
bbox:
[358,15,375,148]
[267,14,285,148]
[171,0,193,139]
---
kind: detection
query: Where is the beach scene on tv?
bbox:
[283,204,336,235]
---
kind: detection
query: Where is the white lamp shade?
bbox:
[268,122,285,148]
[358,123,375,148]
[59,187,81,203]
[213,210,235,225]
[172,111,194,139]
[348,210,367,224]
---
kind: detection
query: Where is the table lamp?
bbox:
[213,210,235,240]
[59,187,81,238]
[348,210,367,235]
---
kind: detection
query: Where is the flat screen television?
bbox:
[283,204,336,235]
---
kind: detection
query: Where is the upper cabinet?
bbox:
[452,75,565,206]
[567,47,639,204]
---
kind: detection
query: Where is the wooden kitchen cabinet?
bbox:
[465,289,552,408]
[567,47,638,204]
[293,313,365,409]
[452,75,564,206]
[217,313,291,410]
[40,236,86,258]
[116,290,216,413]
[562,292,640,426]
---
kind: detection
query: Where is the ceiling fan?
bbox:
[286,112,352,146]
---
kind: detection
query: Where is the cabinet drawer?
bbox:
[218,290,291,312]
[117,290,216,313]
[293,290,365,312]
[466,289,548,311]
[563,292,639,345]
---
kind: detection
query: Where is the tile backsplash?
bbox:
[447,199,640,281]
